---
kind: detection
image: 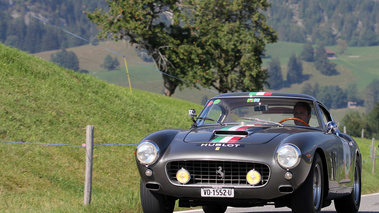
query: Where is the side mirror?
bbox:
[327,121,339,135]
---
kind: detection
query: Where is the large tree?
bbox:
[87,0,199,96]
[181,0,278,93]
[87,0,277,95]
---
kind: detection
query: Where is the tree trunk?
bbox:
[162,74,178,97]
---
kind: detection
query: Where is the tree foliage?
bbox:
[314,44,339,76]
[267,0,379,46]
[180,0,278,94]
[341,111,366,137]
[50,49,80,71]
[301,83,348,109]
[286,53,303,85]
[87,0,200,96]
[365,79,379,113]
[341,102,379,139]
[266,57,283,90]
[1,0,108,53]
[299,42,314,62]
[367,103,379,139]
[101,55,120,71]
[87,0,277,96]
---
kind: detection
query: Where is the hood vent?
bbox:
[213,130,248,137]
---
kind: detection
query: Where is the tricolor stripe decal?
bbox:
[249,92,272,96]
[211,136,243,143]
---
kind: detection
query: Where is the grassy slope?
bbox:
[0,43,202,212]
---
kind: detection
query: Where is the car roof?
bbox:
[212,92,318,102]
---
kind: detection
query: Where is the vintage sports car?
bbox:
[135,92,361,213]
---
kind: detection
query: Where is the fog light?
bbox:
[246,170,261,185]
[284,171,293,180]
[145,169,153,177]
[176,168,190,184]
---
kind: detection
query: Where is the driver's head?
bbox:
[293,102,311,126]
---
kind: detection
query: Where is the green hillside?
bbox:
[0,42,202,212]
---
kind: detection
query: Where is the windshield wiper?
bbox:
[241,117,283,127]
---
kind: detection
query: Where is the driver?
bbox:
[293,102,311,126]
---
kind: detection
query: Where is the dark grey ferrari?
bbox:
[135,92,361,213]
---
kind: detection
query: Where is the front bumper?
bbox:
[138,158,311,202]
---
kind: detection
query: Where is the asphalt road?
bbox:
[176,193,379,213]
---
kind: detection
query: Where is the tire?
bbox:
[291,153,324,213]
[334,161,361,213]
[140,180,175,213]
[202,205,227,213]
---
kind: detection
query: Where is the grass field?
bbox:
[2,42,379,212]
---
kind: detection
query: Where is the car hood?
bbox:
[184,125,287,144]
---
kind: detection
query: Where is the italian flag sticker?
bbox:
[212,136,243,143]
[249,92,272,96]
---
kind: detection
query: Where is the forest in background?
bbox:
[0,0,107,53]
[267,0,379,46]
[1,0,379,54]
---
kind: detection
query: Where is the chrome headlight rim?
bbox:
[276,144,301,169]
[136,141,159,165]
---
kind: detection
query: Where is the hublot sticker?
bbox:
[199,143,242,148]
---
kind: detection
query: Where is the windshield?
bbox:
[197,97,321,128]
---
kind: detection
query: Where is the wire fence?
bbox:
[0,140,137,147]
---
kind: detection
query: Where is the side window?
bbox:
[308,106,319,128]
[318,104,332,128]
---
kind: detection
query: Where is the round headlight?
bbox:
[176,168,191,184]
[277,144,301,169]
[136,141,159,165]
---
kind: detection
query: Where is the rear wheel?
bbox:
[334,161,361,213]
[291,153,324,213]
[140,180,175,213]
[202,205,227,213]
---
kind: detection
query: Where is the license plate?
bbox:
[201,188,234,197]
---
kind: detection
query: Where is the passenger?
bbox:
[293,102,311,126]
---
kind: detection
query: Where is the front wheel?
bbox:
[334,161,361,213]
[291,153,324,213]
[202,205,227,213]
[140,180,175,213]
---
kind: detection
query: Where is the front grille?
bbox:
[167,161,270,187]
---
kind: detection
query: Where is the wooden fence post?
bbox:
[344,126,346,134]
[373,147,376,174]
[84,125,94,205]
[371,138,376,162]
[361,129,364,138]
